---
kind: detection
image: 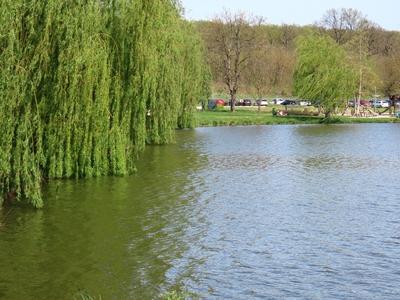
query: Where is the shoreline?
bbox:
[194,110,400,127]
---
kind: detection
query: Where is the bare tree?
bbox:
[344,19,382,116]
[379,53,400,96]
[342,8,364,30]
[280,24,297,49]
[320,9,346,44]
[380,31,400,57]
[244,47,270,98]
[361,22,385,56]
[320,8,365,44]
[195,11,400,104]
[245,45,294,96]
[212,10,262,111]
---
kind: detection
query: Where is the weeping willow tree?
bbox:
[0,0,210,208]
[177,22,212,128]
[294,34,357,118]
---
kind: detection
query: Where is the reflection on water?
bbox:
[1,124,400,299]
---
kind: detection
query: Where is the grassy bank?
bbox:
[195,110,400,127]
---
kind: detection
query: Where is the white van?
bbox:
[371,99,390,108]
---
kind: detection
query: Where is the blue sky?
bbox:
[180,0,399,30]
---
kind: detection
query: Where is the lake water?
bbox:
[1,124,400,299]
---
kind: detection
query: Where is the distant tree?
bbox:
[379,53,400,96]
[360,22,386,57]
[245,45,295,97]
[380,31,400,57]
[279,24,297,49]
[293,35,357,118]
[211,11,262,111]
[345,23,382,115]
[245,46,271,98]
[320,8,365,44]
[195,14,400,104]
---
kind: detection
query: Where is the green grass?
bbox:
[328,116,400,124]
[195,109,400,127]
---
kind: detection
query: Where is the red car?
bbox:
[360,100,371,107]
[348,100,371,107]
[207,99,226,110]
[215,99,226,106]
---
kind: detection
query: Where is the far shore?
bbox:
[195,109,400,127]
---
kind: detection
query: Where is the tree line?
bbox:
[0,0,210,208]
[195,8,400,110]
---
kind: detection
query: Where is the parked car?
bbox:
[299,100,312,106]
[256,99,269,106]
[360,100,371,107]
[228,99,242,106]
[371,99,390,108]
[207,99,225,110]
[243,99,252,106]
[273,98,285,105]
[387,99,400,107]
[236,99,244,106]
[348,99,371,107]
[216,99,226,106]
[281,99,297,105]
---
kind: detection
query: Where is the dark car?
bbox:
[228,100,240,106]
[243,99,252,106]
[230,99,243,106]
[281,99,297,105]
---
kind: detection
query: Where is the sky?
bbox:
[180,0,399,31]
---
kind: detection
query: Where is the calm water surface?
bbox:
[1,124,400,299]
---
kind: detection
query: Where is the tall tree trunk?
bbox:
[230,92,236,112]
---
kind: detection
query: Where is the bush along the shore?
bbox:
[0,0,210,208]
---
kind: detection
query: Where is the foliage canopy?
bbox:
[0,0,210,208]
[293,35,357,117]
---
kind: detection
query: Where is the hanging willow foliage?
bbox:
[0,0,210,208]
